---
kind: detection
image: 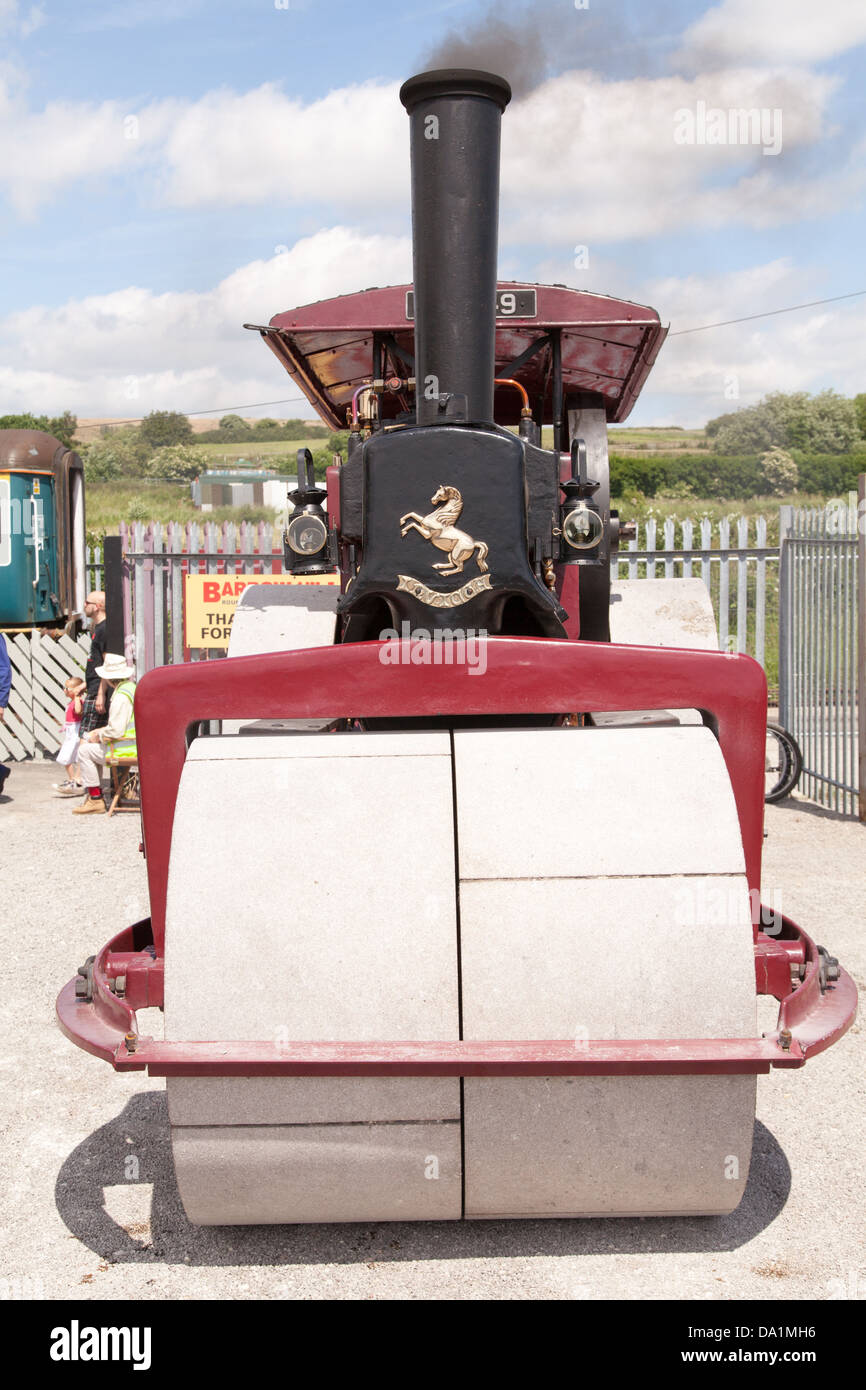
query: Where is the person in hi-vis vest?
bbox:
[73,653,136,816]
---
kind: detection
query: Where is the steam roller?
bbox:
[58,68,856,1224]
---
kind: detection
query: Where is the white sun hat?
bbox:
[94,653,135,682]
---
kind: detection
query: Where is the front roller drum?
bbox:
[164,725,757,1223]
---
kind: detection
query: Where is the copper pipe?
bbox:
[494,377,530,411]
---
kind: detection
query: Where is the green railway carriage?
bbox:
[0,429,86,630]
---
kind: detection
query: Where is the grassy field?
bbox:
[607,425,709,453]
[534,425,709,453]
[84,481,277,539]
[200,427,709,460]
[194,438,332,465]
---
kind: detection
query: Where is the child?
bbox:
[53,676,85,796]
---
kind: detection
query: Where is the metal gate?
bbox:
[0,630,91,762]
[778,480,865,818]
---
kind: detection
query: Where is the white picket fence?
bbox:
[0,631,91,762]
[614,515,777,669]
[3,513,778,762]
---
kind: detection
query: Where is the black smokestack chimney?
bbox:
[399,69,511,426]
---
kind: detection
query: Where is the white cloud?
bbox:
[0,74,407,218]
[676,0,866,69]
[501,66,852,244]
[0,77,179,216]
[629,260,866,425]
[0,1,44,39]
[158,80,406,211]
[0,60,854,242]
[0,226,411,416]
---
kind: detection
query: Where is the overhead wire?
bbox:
[667,289,866,337]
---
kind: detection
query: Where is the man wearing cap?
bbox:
[73,653,137,815]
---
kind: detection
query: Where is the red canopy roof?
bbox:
[250,282,667,430]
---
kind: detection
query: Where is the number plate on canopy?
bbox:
[405,289,537,319]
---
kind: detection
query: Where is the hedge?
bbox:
[608,451,866,500]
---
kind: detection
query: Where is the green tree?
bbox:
[709,391,859,455]
[49,410,79,448]
[196,417,329,444]
[311,447,331,478]
[83,426,149,478]
[274,447,330,479]
[251,417,283,440]
[705,406,776,454]
[0,410,78,448]
[272,454,296,475]
[760,447,799,496]
[146,443,210,481]
[139,410,193,449]
[851,393,866,440]
[81,442,122,481]
[276,418,326,440]
[218,414,251,441]
[764,390,858,453]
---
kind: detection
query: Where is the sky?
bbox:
[0,0,864,428]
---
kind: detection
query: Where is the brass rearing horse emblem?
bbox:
[399,485,489,576]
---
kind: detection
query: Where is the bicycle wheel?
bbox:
[765,723,803,803]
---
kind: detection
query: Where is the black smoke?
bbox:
[421,0,684,98]
[422,13,550,99]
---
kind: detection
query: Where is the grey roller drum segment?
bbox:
[165,725,757,1224]
[223,582,339,736]
[609,578,719,650]
[455,728,755,1217]
[166,732,462,1224]
[226,583,338,660]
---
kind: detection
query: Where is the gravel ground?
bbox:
[0,757,863,1302]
